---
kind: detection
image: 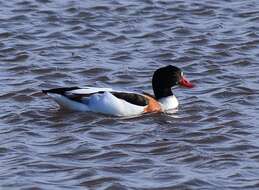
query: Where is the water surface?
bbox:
[1,0,259,189]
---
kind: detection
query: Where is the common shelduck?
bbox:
[42,65,194,116]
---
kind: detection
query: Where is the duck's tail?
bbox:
[42,87,89,111]
[42,87,79,95]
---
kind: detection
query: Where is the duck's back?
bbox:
[43,87,153,116]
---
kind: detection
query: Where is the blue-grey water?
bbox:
[1,0,259,189]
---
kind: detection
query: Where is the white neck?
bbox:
[158,95,179,111]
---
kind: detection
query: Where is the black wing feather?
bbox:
[111,92,148,106]
[42,87,80,95]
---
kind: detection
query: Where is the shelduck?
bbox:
[42,65,194,116]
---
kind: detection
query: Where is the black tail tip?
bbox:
[42,90,48,94]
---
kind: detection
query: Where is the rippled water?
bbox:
[1,0,259,189]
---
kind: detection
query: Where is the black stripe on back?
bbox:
[111,92,148,106]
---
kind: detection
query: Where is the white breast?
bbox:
[158,95,179,111]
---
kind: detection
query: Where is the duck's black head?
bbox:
[152,65,194,99]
